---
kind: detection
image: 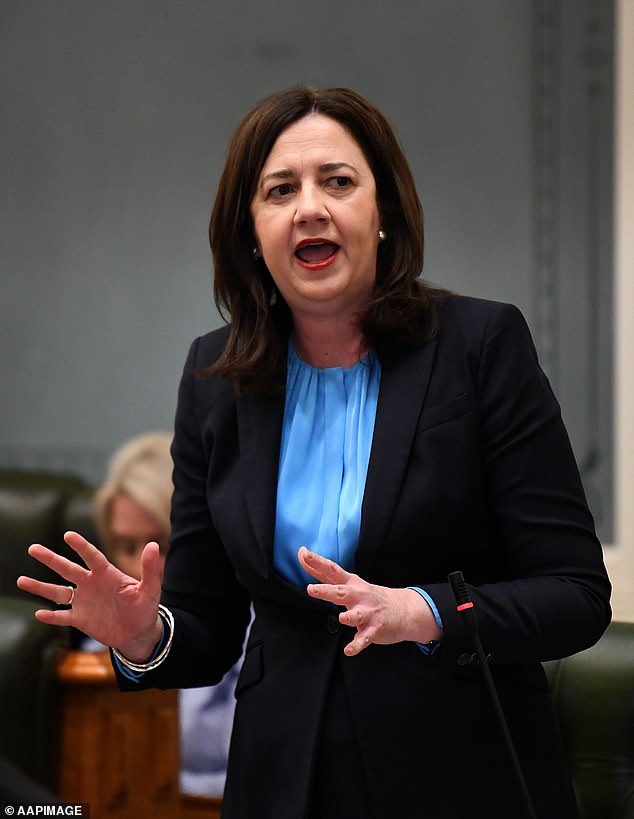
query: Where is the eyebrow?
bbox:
[259,162,358,188]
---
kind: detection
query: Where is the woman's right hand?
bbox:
[16,530,164,662]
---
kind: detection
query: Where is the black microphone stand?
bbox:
[448,571,538,819]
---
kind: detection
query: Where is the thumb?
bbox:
[139,541,163,596]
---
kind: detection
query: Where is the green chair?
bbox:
[546,621,634,819]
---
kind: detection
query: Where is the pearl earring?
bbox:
[252,247,260,259]
[378,229,386,241]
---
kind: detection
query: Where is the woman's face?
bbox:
[250,113,381,325]
[108,493,167,581]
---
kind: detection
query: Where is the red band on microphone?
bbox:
[457,602,474,612]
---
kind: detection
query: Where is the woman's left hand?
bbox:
[298,546,442,656]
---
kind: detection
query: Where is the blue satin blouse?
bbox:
[273,342,381,588]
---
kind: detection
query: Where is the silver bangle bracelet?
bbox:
[111,604,175,673]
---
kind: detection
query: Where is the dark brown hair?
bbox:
[209,86,447,392]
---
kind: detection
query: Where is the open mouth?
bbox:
[294,241,339,265]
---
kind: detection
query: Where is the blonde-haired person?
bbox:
[94,431,173,581]
[86,432,240,798]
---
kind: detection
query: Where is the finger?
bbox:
[298,547,350,584]
[27,543,87,584]
[344,626,378,657]
[34,607,74,626]
[63,530,111,571]
[16,575,45,597]
[16,576,73,605]
[307,582,352,606]
[338,606,368,628]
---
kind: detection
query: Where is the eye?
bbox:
[269,183,294,199]
[329,176,351,189]
[120,541,138,558]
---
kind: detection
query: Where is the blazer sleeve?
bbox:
[423,301,611,666]
[116,335,251,692]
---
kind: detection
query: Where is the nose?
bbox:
[293,183,330,225]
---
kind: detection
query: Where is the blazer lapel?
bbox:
[234,338,438,576]
[357,338,438,573]
[236,388,285,564]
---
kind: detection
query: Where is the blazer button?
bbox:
[458,653,479,666]
[326,613,341,634]
[457,652,493,667]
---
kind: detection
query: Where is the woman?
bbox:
[93,432,174,582]
[18,87,611,819]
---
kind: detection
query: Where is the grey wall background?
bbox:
[0,0,614,538]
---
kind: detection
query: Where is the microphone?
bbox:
[448,571,538,819]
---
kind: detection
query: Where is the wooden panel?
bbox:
[181,794,223,819]
[56,650,181,819]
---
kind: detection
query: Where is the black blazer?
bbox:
[118,295,611,819]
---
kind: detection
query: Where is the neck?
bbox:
[292,316,367,369]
